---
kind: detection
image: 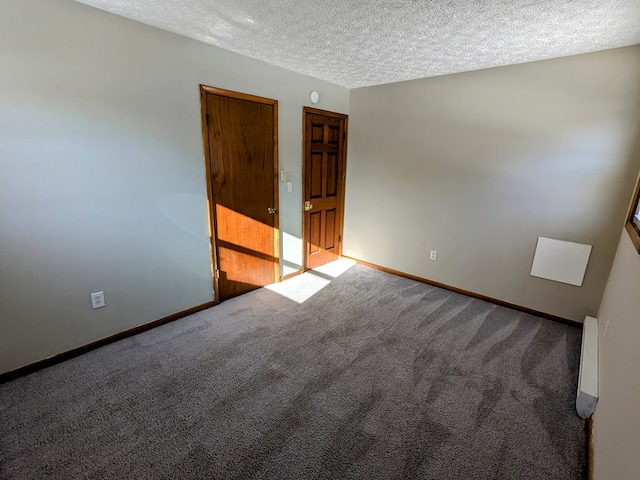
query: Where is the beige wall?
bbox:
[345,47,640,321]
[0,0,348,374]
[593,187,640,479]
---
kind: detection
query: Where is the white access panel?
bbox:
[530,237,592,287]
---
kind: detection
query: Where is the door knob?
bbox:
[304,201,313,211]
[267,207,276,214]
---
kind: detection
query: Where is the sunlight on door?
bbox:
[216,204,278,285]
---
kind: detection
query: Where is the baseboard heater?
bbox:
[576,316,598,419]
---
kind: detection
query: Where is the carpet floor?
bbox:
[0,261,586,479]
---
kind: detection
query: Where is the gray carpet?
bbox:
[0,262,586,479]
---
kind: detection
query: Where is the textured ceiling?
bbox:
[74,0,640,88]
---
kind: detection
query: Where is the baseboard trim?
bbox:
[0,301,216,384]
[344,257,582,329]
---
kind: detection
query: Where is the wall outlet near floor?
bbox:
[91,291,106,309]
[430,250,437,261]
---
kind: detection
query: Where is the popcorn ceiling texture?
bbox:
[75,0,640,88]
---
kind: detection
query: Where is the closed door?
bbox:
[201,86,279,302]
[303,108,348,270]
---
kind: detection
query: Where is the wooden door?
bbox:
[200,86,279,302]
[303,108,348,270]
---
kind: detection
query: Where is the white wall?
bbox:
[593,175,640,478]
[345,47,640,321]
[0,0,348,374]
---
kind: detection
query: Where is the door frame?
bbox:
[301,107,348,272]
[200,85,279,303]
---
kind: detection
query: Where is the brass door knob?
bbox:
[304,201,313,211]
[267,207,276,214]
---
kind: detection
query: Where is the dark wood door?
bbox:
[303,108,348,270]
[201,86,279,302]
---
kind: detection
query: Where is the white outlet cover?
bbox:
[91,291,106,309]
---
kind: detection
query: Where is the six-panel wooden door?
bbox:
[303,108,348,270]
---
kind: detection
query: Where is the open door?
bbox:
[201,86,279,302]
[303,107,348,270]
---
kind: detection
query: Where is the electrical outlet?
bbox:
[91,291,106,309]
[430,250,437,261]
[287,181,293,193]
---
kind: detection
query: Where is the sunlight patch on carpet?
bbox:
[266,258,356,303]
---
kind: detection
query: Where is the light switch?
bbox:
[280,170,287,182]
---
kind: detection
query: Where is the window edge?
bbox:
[624,176,640,254]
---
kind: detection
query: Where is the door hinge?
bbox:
[214,269,220,279]
[338,235,342,243]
